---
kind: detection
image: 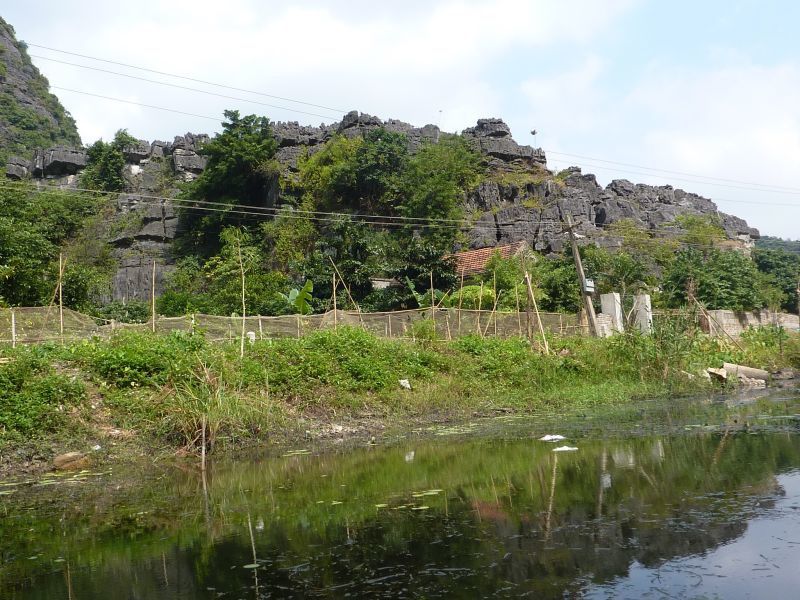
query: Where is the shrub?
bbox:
[0,349,85,435]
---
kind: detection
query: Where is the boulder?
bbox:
[463,118,512,138]
[38,147,87,177]
[150,140,171,159]
[122,139,151,163]
[5,156,30,179]
[172,149,207,173]
[53,452,90,471]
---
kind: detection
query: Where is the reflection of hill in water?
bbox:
[1,431,798,599]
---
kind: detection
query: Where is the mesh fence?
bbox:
[0,306,587,345]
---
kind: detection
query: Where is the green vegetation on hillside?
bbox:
[0,181,112,308]
[0,17,81,164]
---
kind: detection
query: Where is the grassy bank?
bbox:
[1,324,798,473]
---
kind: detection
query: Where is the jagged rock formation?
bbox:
[0,18,81,164]
[4,110,760,302]
[466,165,759,252]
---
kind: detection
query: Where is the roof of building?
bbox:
[451,241,528,277]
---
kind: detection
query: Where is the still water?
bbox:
[2,389,800,599]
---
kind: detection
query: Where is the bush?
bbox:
[71,330,206,387]
[0,349,85,435]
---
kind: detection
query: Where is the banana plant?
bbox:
[280,279,314,315]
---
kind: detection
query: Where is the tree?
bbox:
[179,110,279,254]
[671,214,726,250]
[0,182,101,306]
[81,129,138,192]
[297,128,408,213]
[753,248,800,313]
[662,247,774,310]
[158,227,290,316]
[396,135,484,251]
[582,246,651,302]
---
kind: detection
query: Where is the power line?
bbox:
[545,150,800,194]
[23,43,798,201]
[50,87,221,122]
[32,55,338,121]
[27,42,348,114]
[0,180,563,232]
[552,157,800,198]
[0,179,566,226]
[0,181,759,249]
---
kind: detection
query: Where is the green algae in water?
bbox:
[2,390,800,599]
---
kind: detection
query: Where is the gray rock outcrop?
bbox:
[3,110,760,302]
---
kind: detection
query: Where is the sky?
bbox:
[4,0,799,239]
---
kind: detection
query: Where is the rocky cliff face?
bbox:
[0,18,81,165]
[4,110,759,302]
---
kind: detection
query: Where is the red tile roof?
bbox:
[451,242,527,276]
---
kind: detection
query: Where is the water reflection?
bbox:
[2,398,800,598]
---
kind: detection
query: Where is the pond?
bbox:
[2,388,800,598]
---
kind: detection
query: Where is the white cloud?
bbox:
[7,0,634,144]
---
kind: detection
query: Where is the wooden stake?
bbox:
[430,271,436,330]
[515,284,523,337]
[332,273,338,330]
[388,313,393,338]
[237,233,246,359]
[151,259,156,333]
[525,272,550,355]
[482,291,502,337]
[493,270,498,336]
[58,253,64,339]
[296,314,301,338]
[258,316,263,340]
[565,215,599,337]
[11,308,16,348]
[328,256,364,325]
[477,282,484,336]
[457,267,465,336]
[200,414,206,472]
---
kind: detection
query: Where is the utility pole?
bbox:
[564,215,599,337]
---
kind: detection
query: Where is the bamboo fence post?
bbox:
[525,272,550,355]
[328,257,364,325]
[296,314,301,338]
[388,313,392,338]
[446,311,452,340]
[430,271,436,330]
[237,233,247,358]
[559,314,563,335]
[58,252,64,340]
[482,291,502,338]
[457,267,465,336]
[477,282,484,336]
[11,308,16,348]
[258,316,263,340]
[151,259,156,333]
[332,273,338,330]
[493,270,498,337]
[515,285,523,337]
[200,415,206,472]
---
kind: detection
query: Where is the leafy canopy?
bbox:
[180,110,279,253]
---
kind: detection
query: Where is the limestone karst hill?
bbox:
[0,16,759,304]
[0,17,81,165]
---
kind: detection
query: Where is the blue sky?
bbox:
[4,0,799,238]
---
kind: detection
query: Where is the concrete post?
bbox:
[633,294,653,334]
[600,292,624,333]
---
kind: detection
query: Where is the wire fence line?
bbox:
[0,306,588,346]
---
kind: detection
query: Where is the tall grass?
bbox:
[0,325,796,452]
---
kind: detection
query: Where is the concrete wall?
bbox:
[701,309,800,338]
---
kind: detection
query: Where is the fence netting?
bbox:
[0,306,586,345]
